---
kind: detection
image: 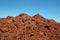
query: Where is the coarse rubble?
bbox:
[0,13,60,40]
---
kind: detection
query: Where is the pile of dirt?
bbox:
[0,13,60,40]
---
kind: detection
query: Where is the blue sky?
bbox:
[0,0,60,22]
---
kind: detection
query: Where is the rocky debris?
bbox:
[0,13,60,40]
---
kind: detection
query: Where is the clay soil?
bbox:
[0,14,60,40]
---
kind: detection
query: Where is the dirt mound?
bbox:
[0,13,60,40]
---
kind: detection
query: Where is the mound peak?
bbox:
[0,13,60,40]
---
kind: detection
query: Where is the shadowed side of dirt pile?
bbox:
[0,13,60,40]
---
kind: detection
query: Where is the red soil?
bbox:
[0,14,60,40]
